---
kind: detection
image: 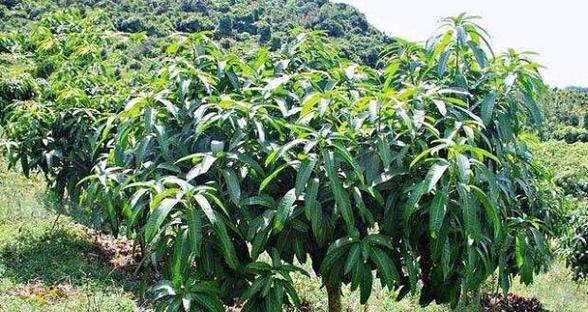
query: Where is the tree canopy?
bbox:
[0,5,558,312]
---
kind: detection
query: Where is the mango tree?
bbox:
[1,12,557,312]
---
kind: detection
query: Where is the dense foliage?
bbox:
[532,140,588,197]
[530,133,588,278]
[0,0,391,67]
[0,3,559,312]
[540,88,588,142]
[565,214,588,280]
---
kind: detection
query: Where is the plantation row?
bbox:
[0,7,561,312]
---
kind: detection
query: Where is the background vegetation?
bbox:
[0,0,391,66]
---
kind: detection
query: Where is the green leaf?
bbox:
[369,247,400,289]
[145,197,180,243]
[121,96,149,119]
[457,183,480,240]
[429,183,449,239]
[229,153,265,176]
[322,150,355,232]
[515,233,526,268]
[455,153,471,183]
[468,41,488,69]
[194,194,238,269]
[320,238,355,274]
[332,143,365,185]
[260,163,290,192]
[403,181,425,220]
[304,178,320,220]
[365,234,394,250]
[352,187,374,226]
[265,139,306,167]
[479,91,497,125]
[154,124,171,161]
[295,157,316,196]
[377,135,392,168]
[222,169,241,206]
[283,280,302,307]
[522,93,543,128]
[437,50,451,76]
[186,206,203,257]
[344,244,361,274]
[186,155,216,181]
[300,92,323,118]
[241,276,269,300]
[273,188,297,232]
[359,264,373,304]
[410,144,450,168]
[423,160,449,193]
[433,99,447,116]
[171,229,190,286]
[241,195,276,208]
[470,185,500,235]
[193,293,225,312]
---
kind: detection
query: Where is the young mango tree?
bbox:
[77,15,556,312]
[1,12,557,312]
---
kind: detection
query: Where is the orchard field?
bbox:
[1,1,588,311]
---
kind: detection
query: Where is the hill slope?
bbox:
[0,0,391,66]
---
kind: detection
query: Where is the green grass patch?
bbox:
[0,163,149,311]
[0,219,151,311]
[510,260,588,312]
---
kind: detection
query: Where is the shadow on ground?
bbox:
[0,223,140,293]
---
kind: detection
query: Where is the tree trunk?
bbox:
[326,282,342,312]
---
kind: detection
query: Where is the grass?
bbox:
[1,159,588,311]
[0,221,147,311]
[0,162,150,312]
[509,261,588,312]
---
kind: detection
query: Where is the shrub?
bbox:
[0,33,13,53]
[234,20,257,34]
[180,0,207,13]
[219,37,232,49]
[317,20,344,37]
[174,16,201,33]
[0,75,38,103]
[35,59,56,79]
[1,0,18,10]
[566,215,588,280]
[115,18,146,33]
[217,15,233,36]
[0,12,557,312]
[77,17,555,312]
[551,125,588,143]
[532,139,588,197]
[258,23,271,42]
[539,87,588,136]
[270,33,283,50]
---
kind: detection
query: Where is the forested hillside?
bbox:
[540,87,588,142]
[0,0,391,66]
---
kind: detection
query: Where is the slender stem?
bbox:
[50,212,62,233]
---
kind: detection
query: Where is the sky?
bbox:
[334,0,588,87]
